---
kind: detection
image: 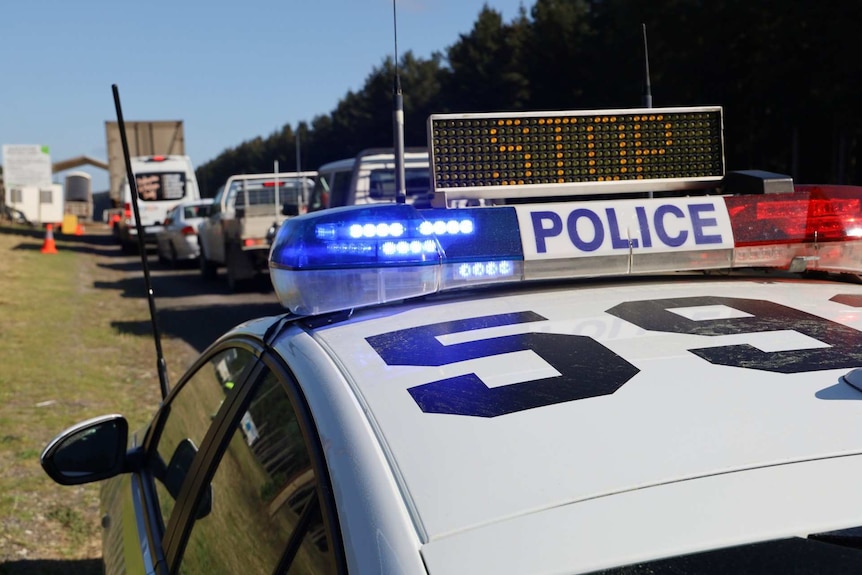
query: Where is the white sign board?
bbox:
[2,144,53,187]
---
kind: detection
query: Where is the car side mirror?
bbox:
[41,414,129,485]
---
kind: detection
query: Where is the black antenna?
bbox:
[641,23,653,108]
[392,0,406,204]
[112,84,170,400]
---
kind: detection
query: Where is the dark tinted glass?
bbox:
[180,371,337,574]
[136,172,187,201]
[154,348,253,527]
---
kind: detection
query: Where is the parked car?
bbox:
[155,199,214,266]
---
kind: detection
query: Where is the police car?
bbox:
[41,107,862,573]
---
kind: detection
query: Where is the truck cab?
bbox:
[308,148,432,211]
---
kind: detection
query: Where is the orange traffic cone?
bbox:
[75,223,84,236]
[41,224,58,254]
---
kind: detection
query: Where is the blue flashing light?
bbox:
[271,204,442,270]
[269,203,525,315]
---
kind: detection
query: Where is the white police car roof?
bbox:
[254,106,862,572]
[252,277,862,573]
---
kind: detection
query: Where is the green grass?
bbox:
[0,222,199,564]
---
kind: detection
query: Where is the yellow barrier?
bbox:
[61,214,78,235]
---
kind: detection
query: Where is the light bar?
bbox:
[268,186,862,315]
[269,204,522,315]
[428,106,725,201]
[725,185,862,271]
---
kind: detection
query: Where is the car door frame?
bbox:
[158,338,348,573]
[126,335,266,574]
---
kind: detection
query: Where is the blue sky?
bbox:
[1,0,529,192]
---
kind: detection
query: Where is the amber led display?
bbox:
[429,108,724,189]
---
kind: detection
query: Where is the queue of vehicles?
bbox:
[122,149,433,291]
[42,103,862,573]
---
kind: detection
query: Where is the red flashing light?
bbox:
[150,155,167,162]
[725,186,862,246]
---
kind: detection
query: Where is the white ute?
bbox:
[198,171,316,290]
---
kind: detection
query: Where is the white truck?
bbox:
[64,171,93,222]
[114,155,201,253]
[307,148,432,211]
[198,171,316,290]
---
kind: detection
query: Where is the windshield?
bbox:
[368,167,431,200]
[135,172,187,202]
[227,179,311,207]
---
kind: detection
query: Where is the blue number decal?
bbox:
[607,296,862,373]
[366,312,639,417]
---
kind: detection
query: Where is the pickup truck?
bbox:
[198,171,316,290]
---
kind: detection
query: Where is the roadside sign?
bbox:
[2,144,53,188]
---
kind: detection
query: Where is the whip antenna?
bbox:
[112,84,170,400]
[392,0,406,203]
[642,23,653,108]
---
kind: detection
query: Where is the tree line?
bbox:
[195,0,862,195]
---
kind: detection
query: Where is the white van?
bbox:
[308,148,432,211]
[115,155,201,252]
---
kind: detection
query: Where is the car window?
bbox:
[329,171,352,206]
[368,167,431,200]
[135,172,187,201]
[210,186,225,215]
[179,369,338,574]
[308,174,332,212]
[183,204,210,219]
[153,347,255,530]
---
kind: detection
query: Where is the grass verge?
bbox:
[0,222,196,565]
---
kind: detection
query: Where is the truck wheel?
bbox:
[200,250,217,280]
